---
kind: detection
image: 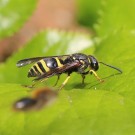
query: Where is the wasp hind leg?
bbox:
[23,77,49,90]
[58,75,70,91]
[22,84,35,89]
[33,77,48,86]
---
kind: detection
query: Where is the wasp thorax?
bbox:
[72,53,88,60]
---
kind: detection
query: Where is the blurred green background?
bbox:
[0,0,135,135]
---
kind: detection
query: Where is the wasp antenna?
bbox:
[99,62,122,74]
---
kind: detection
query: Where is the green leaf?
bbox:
[76,0,102,28]
[1,82,135,135]
[0,28,135,135]
[95,0,135,37]
[0,0,37,38]
[1,0,135,134]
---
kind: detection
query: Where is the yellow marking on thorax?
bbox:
[35,63,43,74]
[40,59,50,72]
[61,56,68,61]
[55,58,63,67]
[80,60,85,64]
[88,58,91,64]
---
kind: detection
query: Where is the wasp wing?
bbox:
[17,57,46,67]
[33,62,81,81]
[16,55,70,67]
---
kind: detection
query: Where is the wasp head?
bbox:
[88,55,99,71]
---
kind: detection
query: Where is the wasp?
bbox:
[17,53,122,90]
[13,87,57,111]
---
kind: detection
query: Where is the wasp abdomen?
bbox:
[28,57,64,77]
[28,60,48,77]
[45,58,58,69]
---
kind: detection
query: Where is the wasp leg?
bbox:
[24,78,49,92]
[40,78,48,83]
[28,78,49,88]
[81,71,89,84]
[58,75,70,91]
[22,84,34,89]
[89,70,104,83]
[54,75,60,86]
[81,74,85,84]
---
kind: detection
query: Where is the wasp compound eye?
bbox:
[88,55,99,71]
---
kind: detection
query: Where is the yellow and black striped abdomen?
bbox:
[28,57,64,77]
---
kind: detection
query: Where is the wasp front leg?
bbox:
[89,70,104,83]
